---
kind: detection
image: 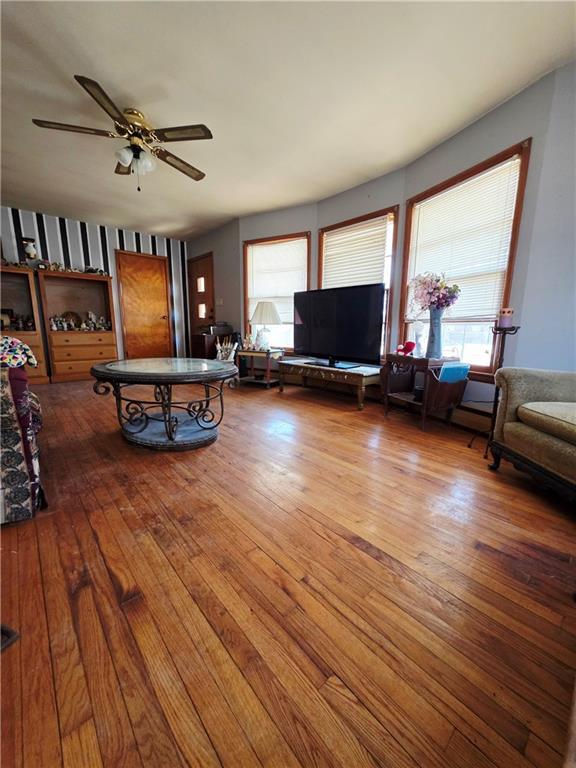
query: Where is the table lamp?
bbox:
[250,301,281,351]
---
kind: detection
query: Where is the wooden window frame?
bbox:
[318,205,399,354]
[398,139,532,381]
[242,231,312,345]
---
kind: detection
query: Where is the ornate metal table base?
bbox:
[122,410,219,450]
[91,358,237,452]
[94,381,225,451]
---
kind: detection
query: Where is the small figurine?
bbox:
[80,322,88,331]
[22,238,37,260]
[50,317,57,331]
[24,316,34,331]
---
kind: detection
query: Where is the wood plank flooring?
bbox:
[1,381,575,767]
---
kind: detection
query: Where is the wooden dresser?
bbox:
[38,271,118,382]
[1,266,49,384]
[49,330,117,381]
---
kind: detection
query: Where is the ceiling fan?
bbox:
[32,75,212,185]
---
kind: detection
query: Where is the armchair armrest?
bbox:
[494,367,576,442]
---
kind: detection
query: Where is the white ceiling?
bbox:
[1,2,574,239]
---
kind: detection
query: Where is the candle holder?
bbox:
[468,325,520,456]
[484,325,521,456]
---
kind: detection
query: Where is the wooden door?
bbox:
[116,250,173,358]
[187,253,215,335]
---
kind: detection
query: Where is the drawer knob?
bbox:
[65,339,70,343]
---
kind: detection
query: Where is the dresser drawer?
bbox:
[53,345,117,362]
[27,361,48,378]
[53,360,98,376]
[50,332,115,347]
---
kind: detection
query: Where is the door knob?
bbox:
[161,315,168,320]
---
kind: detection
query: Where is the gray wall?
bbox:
[1,206,187,358]
[186,61,575,383]
[186,218,241,330]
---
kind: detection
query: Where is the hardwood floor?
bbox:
[1,381,575,768]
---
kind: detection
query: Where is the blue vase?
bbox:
[426,306,444,359]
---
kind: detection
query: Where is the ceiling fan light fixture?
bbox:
[137,151,157,175]
[115,146,133,167]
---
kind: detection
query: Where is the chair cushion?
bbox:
[517,401,576,446]
[503,422,576,483]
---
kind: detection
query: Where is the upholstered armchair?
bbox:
[489,367,576,500]
[1,337,46,524]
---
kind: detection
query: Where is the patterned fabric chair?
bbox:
[489,367,576,501]
[1,337,46,524]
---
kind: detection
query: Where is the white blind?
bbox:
[246,237,308,325]
[405,157,521,322]
[322,214,392,289]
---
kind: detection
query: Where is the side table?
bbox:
[381,354,465,430]
[236,348,284,388]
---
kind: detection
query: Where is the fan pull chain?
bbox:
[131,162,142,192]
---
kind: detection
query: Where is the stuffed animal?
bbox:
[396,340,416,356]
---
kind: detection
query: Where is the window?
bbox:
[319,208,397,353]
[401,140,531,371]
[244,232,310,348]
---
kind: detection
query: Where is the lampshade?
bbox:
[115,146,133,167]
[135,151,157,175]
[250,301,281,326]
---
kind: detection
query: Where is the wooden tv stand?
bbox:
[278,358,381,410]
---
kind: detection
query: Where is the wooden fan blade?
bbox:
[154,148,205,181]
[115,162,131,175]
[153,124,212,143]
[32,119,117,137]
[74,75,130,127]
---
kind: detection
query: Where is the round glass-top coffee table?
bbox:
[91,358,238,450]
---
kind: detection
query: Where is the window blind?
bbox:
[322,214,393,289]
[405,157,521,322]
[246,237,308,325]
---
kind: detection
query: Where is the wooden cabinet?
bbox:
[38,271,117,382]
[191,333,218,359]
[0,266,49,384]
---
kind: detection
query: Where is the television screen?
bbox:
[294,283,384,367]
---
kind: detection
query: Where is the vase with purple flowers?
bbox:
[411,273,461,359]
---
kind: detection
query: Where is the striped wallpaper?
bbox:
[1,205,191,358]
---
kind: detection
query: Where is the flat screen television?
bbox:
[293,283,384,368]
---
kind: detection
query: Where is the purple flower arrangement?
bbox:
[412,272,460,311]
